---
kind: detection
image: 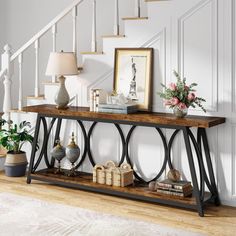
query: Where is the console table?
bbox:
[24,104,226,217]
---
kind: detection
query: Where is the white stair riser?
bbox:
[44,85,58,105]
[27,99,46,106]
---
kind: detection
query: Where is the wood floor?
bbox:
[0,171,235,236]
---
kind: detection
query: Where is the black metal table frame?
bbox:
[27,113,220,217]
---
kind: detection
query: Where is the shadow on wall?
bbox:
[78,58,113,102]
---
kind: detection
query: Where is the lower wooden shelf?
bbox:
[31,168,212,211]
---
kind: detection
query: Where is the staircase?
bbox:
[0,0,213,167]
[0,0,171,119]
[0,0,162,116]
[0,0,168,166]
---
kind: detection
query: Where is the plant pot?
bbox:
[4,163,28,177]
[4,152,28,177]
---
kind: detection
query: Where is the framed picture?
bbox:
[113,48,153,111]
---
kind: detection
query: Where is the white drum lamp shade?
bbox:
[46,52,78,109]
[46,52,78,76]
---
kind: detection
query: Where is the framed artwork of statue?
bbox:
[113,48,153,111]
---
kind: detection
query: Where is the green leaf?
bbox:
[0,120,36,153]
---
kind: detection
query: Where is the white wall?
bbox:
[0,0,8,109]
[1,0,236,207]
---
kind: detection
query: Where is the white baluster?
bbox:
[91,0,97,52]
[18,53,23,110]
[72,6,78,55]
[52,25,57,53]
[134,0,141,18]
[114,0,119,35]
[1,44,13,122]
[34,39,39,97]
[52,25,57,83]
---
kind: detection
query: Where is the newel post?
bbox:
[1,44,13,122]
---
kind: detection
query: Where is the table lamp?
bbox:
[46,52,78,109]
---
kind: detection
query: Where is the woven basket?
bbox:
[93,161,118,185]
[93,165,106,184]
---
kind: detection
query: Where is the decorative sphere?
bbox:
[167,169,181,182]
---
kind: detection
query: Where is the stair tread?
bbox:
[80,52,104,55]
[102,35,125,38]
[42,81,60,85]
[145,0,169,2]
[10,109,28,113]
[122,17,148,20]
[27,95,45,100]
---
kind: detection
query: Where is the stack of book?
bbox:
[90,89,108,112]
[156,179,193,197]
[98,103,138,114]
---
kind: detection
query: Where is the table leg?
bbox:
[182,127,204,217]
[27,114,41,184]
[200,128,220,206]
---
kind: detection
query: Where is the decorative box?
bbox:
[93,161,117,185]
[92,161,133,187]
[112,163,133,187]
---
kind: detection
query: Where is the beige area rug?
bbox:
[0,193,204,236]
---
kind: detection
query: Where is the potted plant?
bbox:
[158,71,206,117]
[0,120,34,177]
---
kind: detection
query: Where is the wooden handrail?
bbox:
[10,0,85,61]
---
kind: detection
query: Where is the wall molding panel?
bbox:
[78,0,236,205]
[232,0,236,112]
[178,0,218,112]
[231,124,236,197]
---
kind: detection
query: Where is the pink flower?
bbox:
[164,100,172,106]
[187,93,196,101]
[170,97,179,106]
[178,102,187,110]
[169,83,177,91]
